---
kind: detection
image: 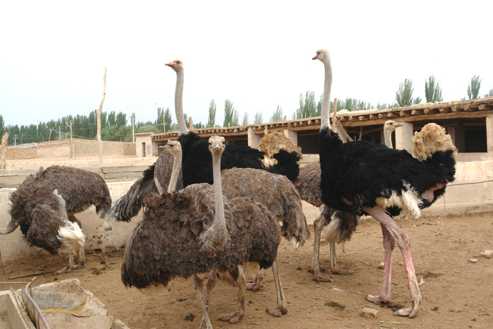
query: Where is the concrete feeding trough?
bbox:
[19,278,129,329]
[0,290,34,329]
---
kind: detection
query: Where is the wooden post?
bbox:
[0,130,9,170]
[96,67,107,166]
[131,113,136,143]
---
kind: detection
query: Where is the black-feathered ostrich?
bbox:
[110,59,300,222]
[314,49,456,318]
[122,136,287,329]
[303,118,403,281]
[0,166,112,273]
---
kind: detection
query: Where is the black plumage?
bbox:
[319,128,455,215]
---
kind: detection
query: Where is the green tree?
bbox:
[254,113,263,124]
[467,75,481,100]
[425,76,443,103]
[296,91,318,118]
[207,100,216,127]
[396,79,421,106]
[0,115,4,133]
[271,106,285,122]
[242,112,249,126]
[223,99,238,127]
[163,108,173,131]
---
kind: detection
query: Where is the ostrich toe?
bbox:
[218,311,244,323]
[366,294,391,305]
[266,306,288,317]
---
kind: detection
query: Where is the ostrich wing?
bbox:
[111,165,157,221]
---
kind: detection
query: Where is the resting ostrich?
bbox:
[0,166,112,273]
[122,136,287,329]
[0,130,8,170]
[110,60,300,222]
[314,49,456,317]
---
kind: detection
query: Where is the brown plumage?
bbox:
[1,166,112,272]
[122,184,280,287]
[122,135,287,328]
[222,168,309,245]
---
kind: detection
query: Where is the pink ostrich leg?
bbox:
[365,206,422,318]
[367,224,395,304]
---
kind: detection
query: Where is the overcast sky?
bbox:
[1,0,492,127]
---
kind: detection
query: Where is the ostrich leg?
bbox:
[312,211,332,282]
[193,274,215,329]
[367,223,395,304]
[266,259,288,317]
[219,266,246,323]
[365,206,422,318]
[246,268,264,291]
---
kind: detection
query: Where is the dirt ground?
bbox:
[1,212,492,329]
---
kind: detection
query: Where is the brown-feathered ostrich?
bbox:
[110,59,300,222]
[0,166,112,273]
[122,136,287,329]
[314,49,456,317]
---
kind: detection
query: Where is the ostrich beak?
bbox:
[165,62,174,68]
[394,122,404,128]
[312,54,319,60]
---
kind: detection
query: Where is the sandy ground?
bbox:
[1,213,492,329]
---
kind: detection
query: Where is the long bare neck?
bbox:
[212,152,226,230]
[320,59,333,130]
[175,69,188,134]
[384,128,394,148]
[168,150,182,193]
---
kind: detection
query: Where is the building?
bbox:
[139,97,493,161]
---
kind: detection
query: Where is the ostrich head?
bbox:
[312,49,330,62]
[165,140,182,157]
[165,60,183,72]
[384,120,403,133]
[208,135,225,156]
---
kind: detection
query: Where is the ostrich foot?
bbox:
[55,264,82,274]
[218,311,244,323]
[393,303,419,318]
[266,306,288,317]
[366,294,391,306]
[330,268,352,275]
[312,271,333,282]
[246,280,263,291]
[199,317,214,329]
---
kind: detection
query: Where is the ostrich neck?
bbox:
[212,151,226,230]
[384,129,394,148]
[175,70,188,134]
[168,150,182,193]
[320,60,333,130]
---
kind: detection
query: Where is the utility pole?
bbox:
[58,125,61,140]
[96,67,107,166]
[14,134,17,146]
[131,113,136,143]
[66,120,73,158]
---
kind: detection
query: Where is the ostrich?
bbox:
[110,60,300,222]
[314,49,456,317]
[122,136,287,329]
[383,120,403,149]
[306,119,404,281]
[0,166,112,273]
[0,130,8,170]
